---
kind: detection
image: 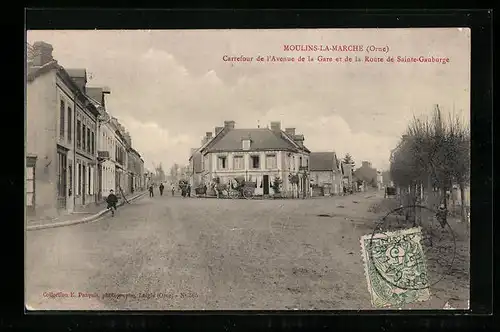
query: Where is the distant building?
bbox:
[192,121,311,197]
[376,170,384,190]
[341,163,354,192]
[309,152,344,196]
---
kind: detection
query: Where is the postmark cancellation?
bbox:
[360,227,431,308]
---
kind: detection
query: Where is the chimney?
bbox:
[293,134,304,147]
[206,132,213,139]
[224,120,235,130]
[285,128,296,136]
[215,126,224,135]
[31,41,54,66]
[270,121,281,132]
[362,161,371,168]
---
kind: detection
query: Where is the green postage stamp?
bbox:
[361,227,431,308]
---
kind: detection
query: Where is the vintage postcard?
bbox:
[25,28,470,310]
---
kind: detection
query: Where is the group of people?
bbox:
[147,182,191,197]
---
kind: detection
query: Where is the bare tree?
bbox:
[390,104,470,225]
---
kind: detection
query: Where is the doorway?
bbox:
[263,175,269,195]
[57,150,67,209]
[82,164,86,205]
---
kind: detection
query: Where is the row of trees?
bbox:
[389,105,470,223]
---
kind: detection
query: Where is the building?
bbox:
[193,121,311,197]
[376,170,384,190]
[309,152,344,196]
[86,86,117,200]
[110,118,129,195]
[127,148,144,193]
[26,41,99,218]
[341,162,354,192]
[65,68,100,210]
[188,147,203,187]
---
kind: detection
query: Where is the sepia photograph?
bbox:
[25,28,470,310]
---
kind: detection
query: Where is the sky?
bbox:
[27,29,470,172]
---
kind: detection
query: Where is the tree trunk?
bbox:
[459,182,467,223]
[442,185,448,223]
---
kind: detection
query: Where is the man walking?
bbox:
[106,189,118,217]
[159,183,165,196]
[149,184,154,197]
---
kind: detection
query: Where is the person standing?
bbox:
[159,183,165,196]
[106,189,118,217]
[171,184,175,196]
[187,183,191,197]
[149,184,154,197]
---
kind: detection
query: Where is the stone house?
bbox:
[309,152,344,196]
[26,41,100,218]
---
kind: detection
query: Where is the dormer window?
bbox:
[242,139,251,150]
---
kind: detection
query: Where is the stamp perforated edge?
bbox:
[360,227,431,308]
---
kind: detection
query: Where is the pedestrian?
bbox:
[106,189,118,217]
[187,183,191,197]
[159,183,164,196]
[436,203,447,228]
[149,184,154,197]
[171,184,175,196]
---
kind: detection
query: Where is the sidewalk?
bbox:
[27,190,147,231]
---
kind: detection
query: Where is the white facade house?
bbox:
[98,120,117,195]
[193,121,311,197]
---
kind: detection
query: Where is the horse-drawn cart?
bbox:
[209,176,255,199]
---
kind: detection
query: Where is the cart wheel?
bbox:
[229,190,239,199]
[243,188,253,200]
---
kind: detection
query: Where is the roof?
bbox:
[27,62,99,117]
[86,87,103,105]
[27,61,59,82]
[310,152,337,171]
[65,68,87,79]
[204,128,301,153]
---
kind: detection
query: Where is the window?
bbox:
[87,128,91,153]
[59,100,65,139]
[300,156,303,167]
[242,139,251,150]
[266,154,277,169]
[26,163,35,207]
[77,163,82,195]
[91,132,95,155]
[76,120,81,148]
[233,156,244,170]
[82,124,86,150]
[217,156,227,170]
[67,107,72,142]
[251,155,260,169]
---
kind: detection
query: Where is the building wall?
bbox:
[26,70,59,216]
[55,78,79,213]
[98,121,117,197]
[202,149,309,196]
[71,84,98,208]
[114,133,128,194]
